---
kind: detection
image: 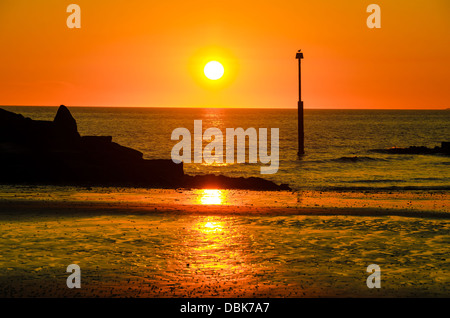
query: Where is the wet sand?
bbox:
[0,186,449,297]
[0,186,448,216]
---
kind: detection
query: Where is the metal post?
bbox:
[296,50,304,155]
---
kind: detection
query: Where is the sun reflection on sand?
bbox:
[183,216,250,276]
[202,221,223,233]
[196,189,226,205]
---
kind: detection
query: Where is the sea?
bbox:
[2,106,449,191]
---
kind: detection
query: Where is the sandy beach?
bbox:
[0,186,448,298]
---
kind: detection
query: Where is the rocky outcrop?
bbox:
[53,105,80,143]
[0,106,290,190]
[183,174,290,191]
[0,106,182,187]
[370,143,450,155]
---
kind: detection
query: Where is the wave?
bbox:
[329,156,387,163]
[342,179,405,184]
[303,156,388,164]
[411,177,442,181]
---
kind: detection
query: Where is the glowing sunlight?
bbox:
[197,189,225,205]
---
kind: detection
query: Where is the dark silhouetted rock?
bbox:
[370,143,449,155]
[0,106,290,191]
[183,174,291,191]
[442,142,450,153]
[80,136,143,163]
[53,105,80,143]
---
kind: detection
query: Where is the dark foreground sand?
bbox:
[0,187,448,297]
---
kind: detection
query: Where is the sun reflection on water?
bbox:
[196,189,226,205]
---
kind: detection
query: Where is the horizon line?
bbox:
[0,105,448,111]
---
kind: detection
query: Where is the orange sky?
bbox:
[0,0,449,109]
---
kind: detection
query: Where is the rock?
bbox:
[370,143,449,155]
[53,105,80,143]
[442,142,450,153]
[81,136,112,144]
[0,106,291,191]
[0,108,54,146]
[182,174,291,191]
[80,136,143,162]
[0,105,80,147]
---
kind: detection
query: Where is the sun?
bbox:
[204,61,224,80]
